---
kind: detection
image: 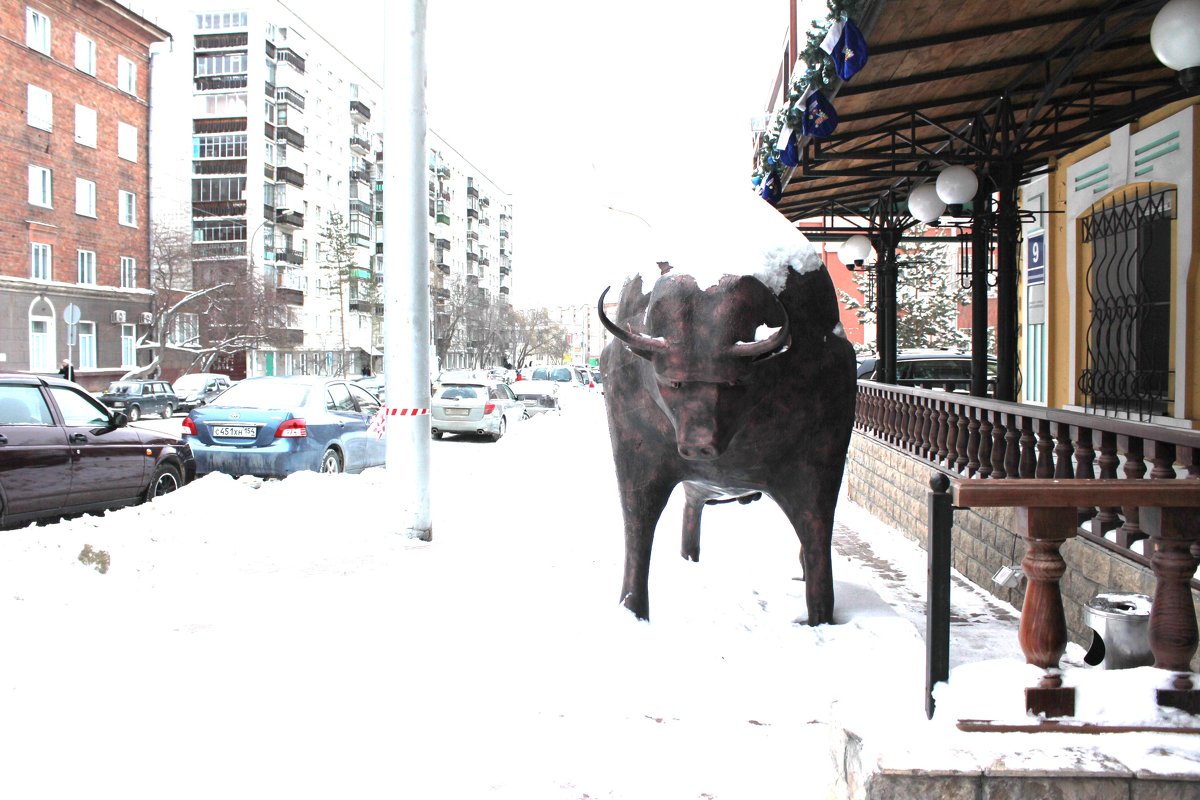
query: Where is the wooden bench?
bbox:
[926,477,1200,718]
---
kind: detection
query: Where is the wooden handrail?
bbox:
[952,479,1200,508]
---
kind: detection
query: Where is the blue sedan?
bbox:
[182,376,385,478]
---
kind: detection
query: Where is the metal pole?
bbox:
[995,161,1020,402]
[969,183,991,397]
[383,0,431,540]
[926,471,952,719]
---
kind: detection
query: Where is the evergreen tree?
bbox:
[319,211,356,375]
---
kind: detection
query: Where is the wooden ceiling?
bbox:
[773,0,1187,233]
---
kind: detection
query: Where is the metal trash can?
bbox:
[1083,593,1153,669]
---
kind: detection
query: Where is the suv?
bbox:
[97,379,178,421]
[856,350,997,393]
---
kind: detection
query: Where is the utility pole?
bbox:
[383,0,431,540]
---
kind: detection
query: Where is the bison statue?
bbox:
[598,246,856,625]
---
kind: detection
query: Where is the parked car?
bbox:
[97,379,178,421]
[430,379,525,441]
[856,350,998,392]
[527,365,577,385]
[172,372,234,413]
[512,379,561,416]
[353,375,386,403]
[0,374,194,529]
[182,376,385,478]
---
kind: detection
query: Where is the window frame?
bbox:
[120,324,136,368]
[25,7,51,56]
[74,32,96,75]
[74,104,97,147]
[119,256,136,288]
[28,164,52,208]
[75,177,97,217]
[77,321,96,369]
[26,84,52,131]
[118,190,137,227]
[77,249,96,285]
[117,122,138,162]
[117,55,137,95]
[30,242,51,281]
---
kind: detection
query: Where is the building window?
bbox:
[25,7,51,55]
[195,92,247,117]
[29,317,53,372]
[193,133,247,159]
[118,122,137,162]
[26,84,51,130]
[77,250,96,284]
[120,256,136,288]
[74,104,96,147]
[28,165,52,207]
[118,190,136,226]
[76,177,96,217]
[195,11,248,29]
[30,242,51,280]
[77,321,96,369]
[171,313,199,346]
[74,32,96,75]
[120,324,136,367]
[117,55,137,95]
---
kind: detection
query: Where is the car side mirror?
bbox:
[93,410,128,434]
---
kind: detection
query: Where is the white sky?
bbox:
[2,393,1197,797]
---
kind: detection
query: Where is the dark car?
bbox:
[97,379,178,421]
[183,376,386,478]
[0,374,195,529]
[172,373,234,413]
[856,350,997,392]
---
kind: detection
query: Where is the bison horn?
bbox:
[597,287,669,357]
[726,299,790,360]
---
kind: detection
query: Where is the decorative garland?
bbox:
[752,0,868,196]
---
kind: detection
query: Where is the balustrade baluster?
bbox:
[937,401,950,466]
[1117,435,1147,548]
[1147,440,1177,481]
[1019,416,1037,478]
[945,402,960,470]
[1093,430,1121,535]
[1053,423,1074,480]
[966,409,980,476]
[906,396,919,454]
[921,400,935,459]
[1143,506,1200,714]
[885,393,897,444]
[995,414,1012,479]
[977,411,993,479]
[955,403,970,474]
[1035,418,1055,479]
[1071,425,1096,525]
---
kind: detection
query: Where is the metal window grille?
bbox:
[1078,187,1174,420]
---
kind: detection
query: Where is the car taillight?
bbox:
[181,417,197,435]
[275,418,307,438]
[484,402,496,415]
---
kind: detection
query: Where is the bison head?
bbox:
[599,273,789,461]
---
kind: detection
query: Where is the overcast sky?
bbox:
[134,1,830,307]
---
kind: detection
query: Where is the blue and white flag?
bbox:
[819,18,868,81]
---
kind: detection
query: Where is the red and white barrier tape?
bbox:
[369,406,430,438]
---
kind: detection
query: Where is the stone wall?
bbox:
[846,431,1200,672]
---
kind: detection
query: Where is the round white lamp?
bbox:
[839,234,874,270]
[1151,0,1200,94]
[907,182,946,223]
[936,165,979,206]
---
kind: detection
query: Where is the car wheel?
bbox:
[162,403,174,419]
[127,405,141,422]
[490,418,506,442]
[320,447,343,474]
[144,464,181,502]
[431,430,443,440]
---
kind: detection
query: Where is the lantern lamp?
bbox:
[907,182,946,223]
[838,234,874,270]
[1151,0,1200,94]
[935,165,979,216]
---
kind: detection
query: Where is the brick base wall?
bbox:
[847,431,1200,672]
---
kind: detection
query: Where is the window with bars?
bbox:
[1078,187,1174,420]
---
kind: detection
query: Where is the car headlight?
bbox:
[111,401,125,407]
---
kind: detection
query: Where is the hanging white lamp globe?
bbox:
[935,165,979,205]
[838,234,874,269]
[907,183,946,223]
[1151,0,1200,93]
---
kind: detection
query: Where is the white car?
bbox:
[430,379,525,442]
[512,379,561,416]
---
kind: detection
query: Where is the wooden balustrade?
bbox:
[856,382,1200,572]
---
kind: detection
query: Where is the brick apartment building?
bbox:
[0,0,167,389]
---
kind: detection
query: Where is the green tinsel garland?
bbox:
[753,0,868,189]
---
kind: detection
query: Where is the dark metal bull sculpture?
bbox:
[598,262,856,624]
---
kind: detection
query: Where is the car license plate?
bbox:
[212,425,256,438]
[445,408,469,417]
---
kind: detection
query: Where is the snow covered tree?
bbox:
[838,225,972,352]
[319,211,356,375]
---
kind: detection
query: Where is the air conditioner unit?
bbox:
[110,310,127,324]
[139,312,154,325]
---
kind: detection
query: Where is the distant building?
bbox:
[0,0,168,389]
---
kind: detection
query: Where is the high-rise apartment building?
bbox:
[0,0,167,388]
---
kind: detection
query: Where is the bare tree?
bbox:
[124,223,279,379]
[509,308,569,368]
[319,211,356,376]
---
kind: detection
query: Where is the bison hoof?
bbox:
[621,593,650,621]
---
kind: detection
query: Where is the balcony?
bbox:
[376,242,384,255]
[279,248,304,265]
[194,74,248,91]
[276,48,306,73]
[436,262,450,273]
[480,196,490,207]
[467,184,478,198]
[350,199,372,217]
[466,207,478,219]
[193,158,247,175]
[499,246,508,257]
[275,208,304,227]
[499,265,510,275]
[276,126,305,149]
[435,287,451,299]
[276,286,304,306]
[466,274,479,286]
[277,165,304,187]
[499,228,509,238]
[466,251,479,263]
[192,200,246,217]
[192,241,247,260]
[350,232,372,247]
[271,327,305,347]
[466,230,478,241]
[350,99,371,120]
[350,268,371,281]
[436,212,451,225]
[276,87,306,110]
[479,256,489,266]
[499,286,509,296]
[349,169,371,184]
[436,163,450,178]
[195,32,248,49]
[350,135,370,153]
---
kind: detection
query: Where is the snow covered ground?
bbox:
[1,390,1197,798]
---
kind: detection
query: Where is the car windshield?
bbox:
[439,385,481,400]
[209,380,310,409]
[105,381,136,394]
[173,374,209,393]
